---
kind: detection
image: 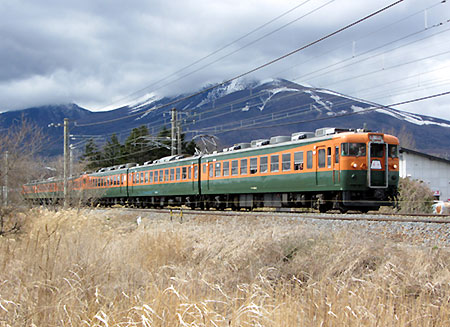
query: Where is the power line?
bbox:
[78,90,450,165]
[90,0,316,110]
[75,0,404,128]
[190,90,450,134]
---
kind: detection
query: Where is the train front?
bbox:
[338,132,399,212]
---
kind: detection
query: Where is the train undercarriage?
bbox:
[76,187,397,214]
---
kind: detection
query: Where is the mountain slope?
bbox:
[1,79,449,158]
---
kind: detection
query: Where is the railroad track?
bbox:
[115,207,450,224]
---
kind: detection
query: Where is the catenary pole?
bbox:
[4,151,8,206]
[64,118,69,207]
[171,108,176,156]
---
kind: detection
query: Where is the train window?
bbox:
[215,162,221,177]
[208,163,213,178]
[335,146,339,164]
[389,144,398,158]
[154,171,158,183]
[203,164,207,174]
[176,168,180,180]
[145,172,148,183]
[250,157,258,174]
[194,165,198,179]
[140,172,144,184]
[231,160,239,176]
[282,153,291,171]
[327,147,332,168]
[165,169,169,181]
[188,167,191,179]
[260,156,268,173]
[294,152,304,171]
[170,168,175,181]
[223,161,230,176]
[240,159,248,175]
[342,143,366,156]
[270,155,279,172]
[307,151,313,169]
[370,143,384,158]
[182,167,187,179]
[318,149,326,168]
[149,171,153,183]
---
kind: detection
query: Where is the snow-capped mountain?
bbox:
[1,78,449,158]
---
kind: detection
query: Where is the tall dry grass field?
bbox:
[0,208,449,326]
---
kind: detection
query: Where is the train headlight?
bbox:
[352,162,358,168]
[393,164,398,169]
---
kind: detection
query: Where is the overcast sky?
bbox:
[1,0,449,120]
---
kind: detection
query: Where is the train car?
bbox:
[22,175,85,205]
[22,127,399,213]
[127,155,201,208]
[22,177,63,204]
[198,128,399,212]
[82,165,130,205]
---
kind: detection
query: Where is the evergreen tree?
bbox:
[79,138,102,171]
[123,125,152,164]
[152,126,171,160]
[102,134,123,167]
[79,125,198,170]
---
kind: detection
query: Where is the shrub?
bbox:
[396,177,434,214]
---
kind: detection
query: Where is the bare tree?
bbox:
[0,116,47,206]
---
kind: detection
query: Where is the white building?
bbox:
[399,148,450,202]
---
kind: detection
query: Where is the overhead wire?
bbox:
[191,90,450,134]
[129,12,450,133]
[78,90,450,165]
[88,0,316,110]
[74,0,449,145]
[74,0,404,128]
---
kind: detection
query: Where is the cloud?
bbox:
[0,0,449,120]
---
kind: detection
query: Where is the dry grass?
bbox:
[0,208,449,326]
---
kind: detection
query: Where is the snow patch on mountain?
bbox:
[304,90,332,111]
[258,87,300,111]
[195,79,251,109]
[128,93,160,112]
[377,108,450,128]
[351,105,366,113]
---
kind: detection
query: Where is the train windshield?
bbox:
[370,143,384,158]
[388,144,398,158]
[341,143,366,157]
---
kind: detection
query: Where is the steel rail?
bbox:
[114,207,450,224]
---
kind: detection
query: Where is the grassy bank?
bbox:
[0,208,449,326]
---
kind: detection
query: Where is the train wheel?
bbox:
[339,205,348,214]
[318,202,331,213]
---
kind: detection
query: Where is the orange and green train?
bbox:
[22,127,400,213]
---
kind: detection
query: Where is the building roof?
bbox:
[400,147,450,165]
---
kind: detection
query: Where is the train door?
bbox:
[333,145,340,185]
[191,162,198,191]
[315,146,328,186]
[368,142,388,188]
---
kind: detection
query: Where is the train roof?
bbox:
[202,127,368,159]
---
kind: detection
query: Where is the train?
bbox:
[22,127,400,213]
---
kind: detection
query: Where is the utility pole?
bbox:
[63,118,69,207]
[177,116,182,155]
[3,151,8,206]
[171,108,176,156]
